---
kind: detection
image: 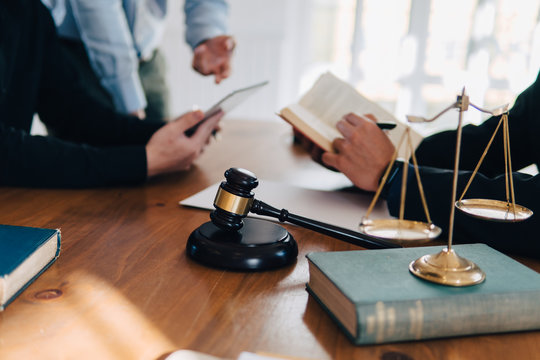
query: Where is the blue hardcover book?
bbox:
[0,224,61,311]
[306,244,540,345]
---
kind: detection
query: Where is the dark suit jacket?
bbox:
[0,0,163,187]
[386,71,540,258]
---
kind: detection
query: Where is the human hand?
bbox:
[293,129,337,171]
[192,35,235,83]
[145,110,223,177]
[321,113,395,191]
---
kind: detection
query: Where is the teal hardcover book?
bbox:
[306,244,540,345]
[0,224,61,311]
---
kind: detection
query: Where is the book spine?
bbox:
[356,291,540,344]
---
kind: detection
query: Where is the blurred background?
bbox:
[31,0,540,137]
[162,0,540,136]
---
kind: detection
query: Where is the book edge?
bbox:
[279,106,334,153]
[0,230,61,311]
[305,284,361,345]
[0,226,58,274]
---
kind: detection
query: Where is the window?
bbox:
[300,0,540,134]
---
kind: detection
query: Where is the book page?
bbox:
[298,73,397,127]
[298,72,422,157]
[286,103,341,140]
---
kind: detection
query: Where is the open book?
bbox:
[279,72,422,157]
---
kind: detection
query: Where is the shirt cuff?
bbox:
[101,72,147,114]
[184,0,228,49]
[187,26,227,50]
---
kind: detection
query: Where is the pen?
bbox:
[377,122,397,130]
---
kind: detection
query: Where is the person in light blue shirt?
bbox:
[41,0,234,121]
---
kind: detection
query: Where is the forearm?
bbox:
[38,91,163,146]
[0,125,148,188]
[37,50,164,146]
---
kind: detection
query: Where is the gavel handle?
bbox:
[250,200,400,249]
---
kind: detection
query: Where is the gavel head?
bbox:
[210,168,259,231]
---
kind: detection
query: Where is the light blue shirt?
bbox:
[41,0,229,114]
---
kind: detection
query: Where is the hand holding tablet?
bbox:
[185,81,269,137]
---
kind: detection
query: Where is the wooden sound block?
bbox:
[186,218,298,271]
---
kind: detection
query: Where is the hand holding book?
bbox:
[280,72,417,191]
[323,113,397,192]
[293,112,396,191]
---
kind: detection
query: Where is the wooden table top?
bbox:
[0,119,539,360]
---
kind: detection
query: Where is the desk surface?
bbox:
[0,120,539,360]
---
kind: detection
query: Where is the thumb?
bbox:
[174,110,205,133]
[191,111,223,142]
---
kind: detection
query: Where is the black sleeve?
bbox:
[0,124,149,188]
[386,165,540,258]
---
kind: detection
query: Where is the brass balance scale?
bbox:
[359,88,533,286]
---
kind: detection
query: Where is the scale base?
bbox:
[409,247,485,286]
[187,218,298,271]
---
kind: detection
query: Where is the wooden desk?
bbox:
[0,120,539,360]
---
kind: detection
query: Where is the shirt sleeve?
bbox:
[67,0,147,114]
[0,124,149,188]
[184,0,229,49]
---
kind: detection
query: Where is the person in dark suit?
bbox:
[305,72,540,257]
[0,0,221,188]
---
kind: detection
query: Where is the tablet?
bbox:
[185,80,269,136]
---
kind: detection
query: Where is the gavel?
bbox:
[187,168,399,271]
[210,168,399,248]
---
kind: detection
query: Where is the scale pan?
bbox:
[359,219,441,245]
[456,199,533,222]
